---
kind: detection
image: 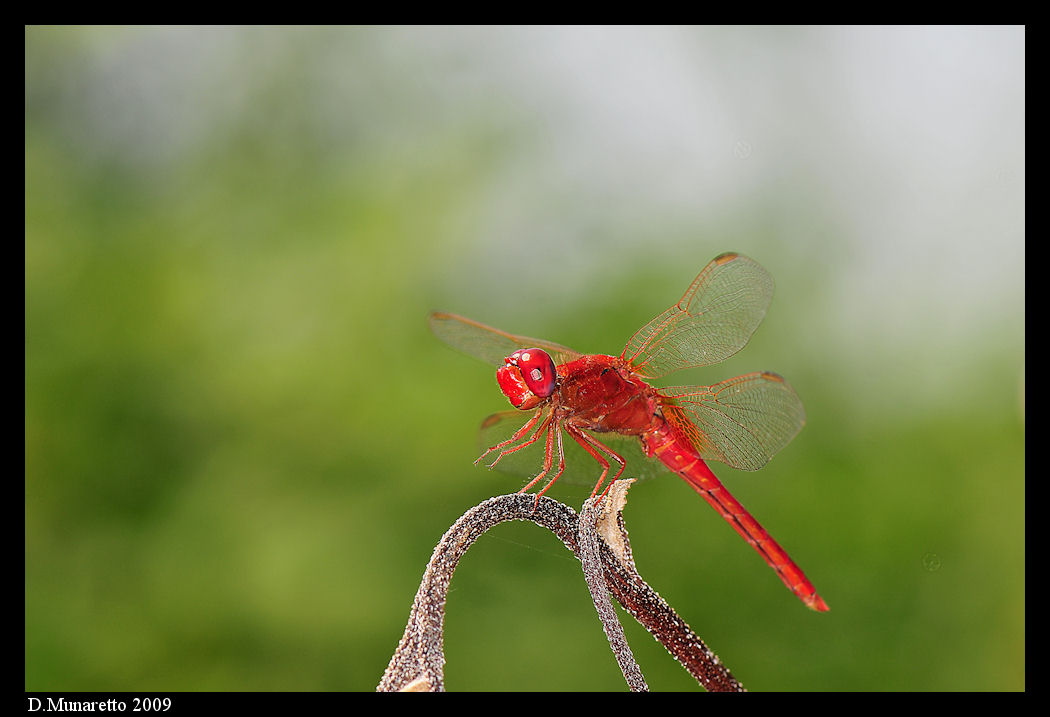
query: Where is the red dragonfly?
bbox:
[430,252,828,612]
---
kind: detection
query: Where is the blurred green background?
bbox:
[26,26,1024,691]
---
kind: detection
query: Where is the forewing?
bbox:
[621,252,774,378]
[429,312,582,367]
[660,372,805,472]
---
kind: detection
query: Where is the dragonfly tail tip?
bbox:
[806,594,830,612]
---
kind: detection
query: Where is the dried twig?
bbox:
[578,488,648,691]
[377,480,744,692]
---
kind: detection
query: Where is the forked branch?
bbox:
[377,480,744,692]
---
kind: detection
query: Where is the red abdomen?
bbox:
[643,419,829,612]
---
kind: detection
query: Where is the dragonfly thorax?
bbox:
[553,355,659,435]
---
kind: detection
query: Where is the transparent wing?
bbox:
[660,372,805,472]
[621,252,774,379]
[429,312,583,367]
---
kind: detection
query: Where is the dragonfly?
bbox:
[430,252,828,612]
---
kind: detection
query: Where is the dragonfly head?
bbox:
[497,348,557,410]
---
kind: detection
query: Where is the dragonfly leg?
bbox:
[478,408,551,470]
[517,418,562,509]
[533,421,568,501]
[565,424,626,499]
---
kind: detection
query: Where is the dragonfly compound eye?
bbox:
[516,348,557,398]
[496,348,557,410]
